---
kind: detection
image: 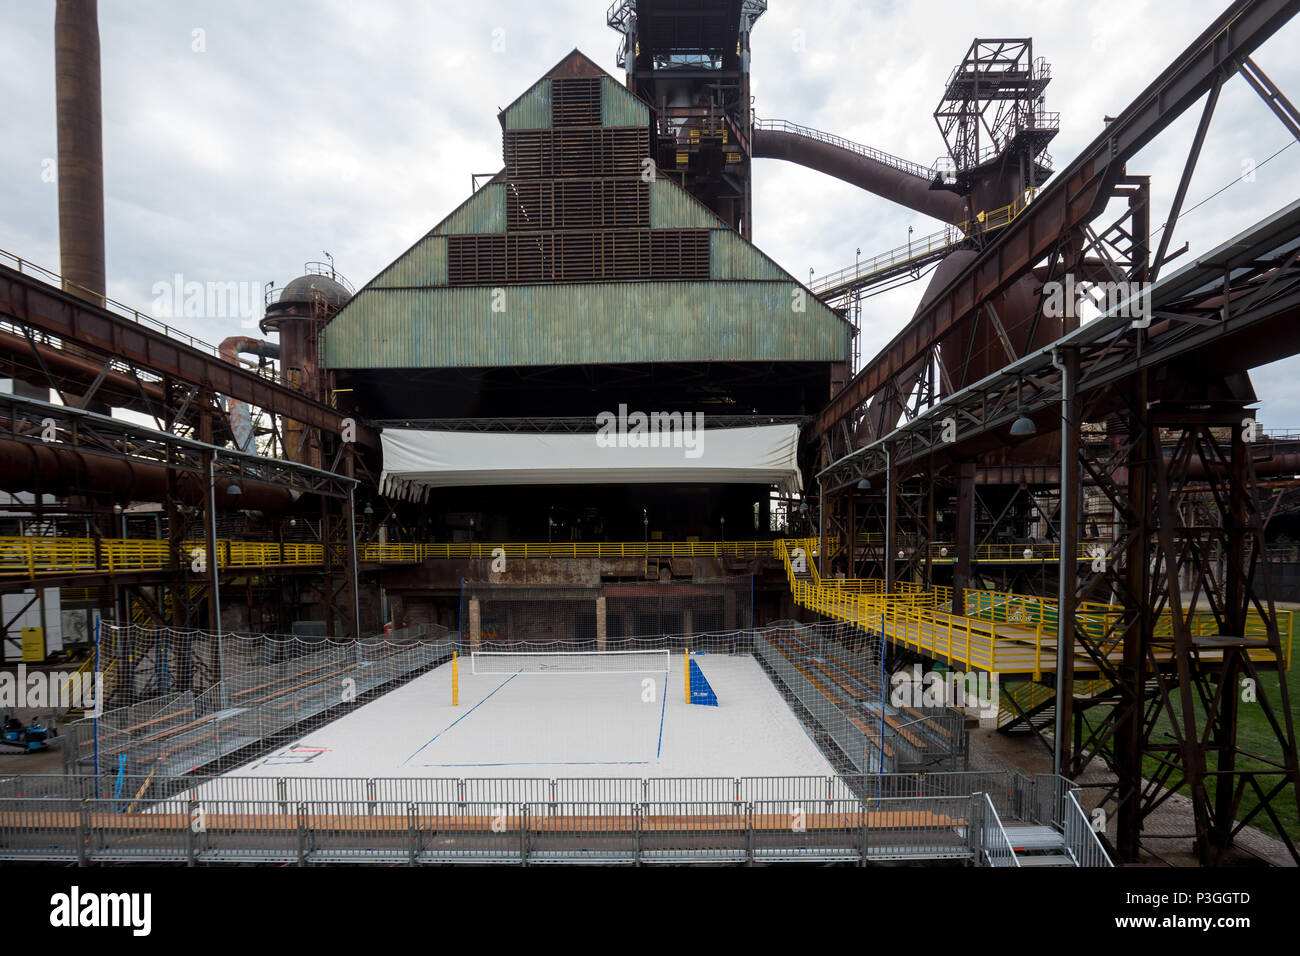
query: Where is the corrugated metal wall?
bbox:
[326,281,850,369]
[433,183,506,235]
[370,236,447,288]
[500,79,551,130]
[649,179,723,229]
[361,225,795,290]
[601,76,650,128]
[710,231,790,281]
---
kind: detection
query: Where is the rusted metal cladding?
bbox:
[925,252,1068,467]
[752,128,968,225]
[54,0,105,304]
[325,50,851,372]
[262,273,349,465]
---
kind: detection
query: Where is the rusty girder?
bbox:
[811,0,1300,462]
[0,262,375,449]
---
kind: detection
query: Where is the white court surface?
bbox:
[227,653,835,779]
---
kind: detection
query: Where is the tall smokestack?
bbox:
[54,0,105,305]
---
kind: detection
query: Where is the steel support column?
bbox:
[884,446,896,591]
[953,460,975,614]
[1054,346,1079,776]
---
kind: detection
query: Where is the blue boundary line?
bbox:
[401,672,518,766]
[656,664,669,758]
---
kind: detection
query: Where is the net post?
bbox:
[686,650,696,712]
[452,651,459,706]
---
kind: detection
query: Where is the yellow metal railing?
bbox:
[995,678,1114,728]
[811,191,1036,297]
[997,681,1057,728]
[966,589,1292,670]
[776,539,1047,675]
[57,658,116,713]
[59,655,95,705]
[0,536,784,577]
[773,541,1291,676]
[927,542,1097,562]
[0,534,1109,576]
[371,540,781,561]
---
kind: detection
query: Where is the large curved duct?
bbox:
[219,336,280,453]
[854,250,1074,467]
[0,437,298,511]
[753,127,968,226]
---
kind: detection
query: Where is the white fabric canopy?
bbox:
[380,423,802,500]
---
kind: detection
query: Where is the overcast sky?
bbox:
[3,1,1300,422]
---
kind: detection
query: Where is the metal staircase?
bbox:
[1002,824,1076,866]
[977,777,1113,867]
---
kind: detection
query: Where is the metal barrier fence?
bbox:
[0,770,1037,810]
[0,793,1000,866]
[0,771,1112,865]
[1063,790,1114,867]
[979,793,1020,867]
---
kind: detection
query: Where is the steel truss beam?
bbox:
[0,393,356,500]
[1066,400,1300,865]
[0,262,373,448]
[817,198,1300,490]
[811,0,1300,458]
[814,201,1300,864]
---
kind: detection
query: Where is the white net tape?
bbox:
[471,649,670,675]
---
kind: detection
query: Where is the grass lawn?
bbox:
[1140,612,1300,846]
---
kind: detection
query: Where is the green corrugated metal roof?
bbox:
[500,79,552,130]
[325,281,850,369]
[371,236,447,288]
[649,179,724,228]
[432,183,505,235]
[601,76,649,128]
[710,231,789,281]
[324,51,848,373]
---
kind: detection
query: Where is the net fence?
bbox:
[752,620,967,775]
[94,620,454,707]
[66,622,457,776]
[459,575,754,647]
[64,616,964,780]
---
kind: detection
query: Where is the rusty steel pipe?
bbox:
[753,127,968,225]
[0,328,166,405]
[0,437,298,511]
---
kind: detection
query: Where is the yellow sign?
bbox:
[21,627,44,663]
